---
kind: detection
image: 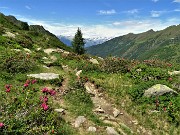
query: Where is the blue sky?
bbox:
[0,0,180,38]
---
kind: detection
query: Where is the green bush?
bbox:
[0,49,37,73]
[127,64,169,83]
[100,57,130,73]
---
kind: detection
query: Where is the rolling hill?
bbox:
[86,25,180,63]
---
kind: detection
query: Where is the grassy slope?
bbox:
[86,25,180,63]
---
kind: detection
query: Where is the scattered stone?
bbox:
[131,120,138,125]
[24,48,31,53]
[106,127,119,135]
[76,70,82,78]
[87,126,96,132]
[54,108,65,113]
[150,110,160,113]
[98,93,103,97]
[90,58,99,64]
[50,55,57,61]
[136,69,142,72]
[3,31,16,38]
[44,48,56,55]
[144,84,178,97]
[113,108,120,118]
[94,106,105,113]
[42,65,50,69]
[84,83,95,96]
[12,49,21,52]
[27,73,59,80]
[36,47,42,51]
[168,71,180,75]
[120,112,124,115]
[42,57,48,60]
[56,48,64,53]
[63,51,70,55]
[74,116,86,128]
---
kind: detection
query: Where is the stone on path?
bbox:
[144,84,178,97]
[27,73,59,80]
[113,108,120,118]
[106,127,119,135]
[87,126,96,132]
[74,116,86,128]
[54,108,65,114]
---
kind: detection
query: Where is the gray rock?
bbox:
[106,127,119,135]
[76,70,82,77]
[74,116,86,128]
[87,126,96,132]
[90,58,99,64]
[168,71,180,75]
[94,106,105,113]
[113,108,120,117]
[54,108,65,113]
[27,73,59,80]
[144,84,178,97]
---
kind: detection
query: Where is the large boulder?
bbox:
[27,73,59,80]
[90,58,99,64]
[144,84,178,97]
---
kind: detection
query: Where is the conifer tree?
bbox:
[72,28,85,55]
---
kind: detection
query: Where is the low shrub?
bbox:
[0,49,37,73]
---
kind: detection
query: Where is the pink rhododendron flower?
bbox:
[42,87,49,93]
[6,88,11,93]
[49,89,56,96]
[41,102,49,111]
[31,79,37,84]
[5,84,12,89]
[40,96,48,102]
[0,122,4,128]
[24,83,29,87]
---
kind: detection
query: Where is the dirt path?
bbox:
[85,82,152,135]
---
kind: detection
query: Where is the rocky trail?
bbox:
[37,48,153,135]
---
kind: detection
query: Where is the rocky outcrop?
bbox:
[144,84,178,97]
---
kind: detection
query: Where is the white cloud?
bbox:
[98,9,116,15]
[150,10,166,17]
[173,0,180,3]
[152,0,159,2]
[125,9,139,14]
[15,15,180,39]
[25,5,31,10]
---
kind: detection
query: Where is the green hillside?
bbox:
[86,25,180,63]
[0,12,71,51]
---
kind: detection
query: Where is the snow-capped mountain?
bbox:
[57,35,112,47]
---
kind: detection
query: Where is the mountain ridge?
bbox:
[87,25,180,63]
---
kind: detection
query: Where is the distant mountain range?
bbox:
[87,25,180,63]
[57,35,111,47]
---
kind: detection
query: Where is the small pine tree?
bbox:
[72,28,85,55]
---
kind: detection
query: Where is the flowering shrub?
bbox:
[100,57,132,73]
[0,50,37,73]
[0,79,65,134]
